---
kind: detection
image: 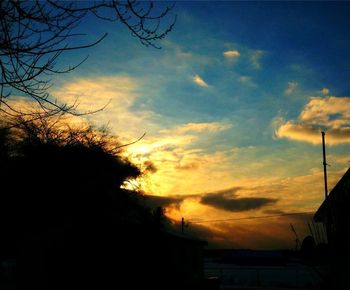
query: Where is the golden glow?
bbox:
[8,77,348,249]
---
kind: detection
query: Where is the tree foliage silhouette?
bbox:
[0,115,172,290]
[0,0,175,118]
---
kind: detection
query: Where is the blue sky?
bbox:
[36,1,350,248]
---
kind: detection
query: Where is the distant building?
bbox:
[314,168,350,290]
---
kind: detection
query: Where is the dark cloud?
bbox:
[143,195,184,210]
[200,187,278,212]
[143,160,157,173]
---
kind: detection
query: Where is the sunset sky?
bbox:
[15,2,350,249]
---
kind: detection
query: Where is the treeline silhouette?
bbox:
[0,116,193,290]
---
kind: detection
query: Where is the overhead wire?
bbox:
[187,211,315,224]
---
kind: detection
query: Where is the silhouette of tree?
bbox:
[0,115,172,289]
[0,1,175,118]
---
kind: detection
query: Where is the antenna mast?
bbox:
[321,131,328,199]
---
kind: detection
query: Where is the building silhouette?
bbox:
[314,168,350,290]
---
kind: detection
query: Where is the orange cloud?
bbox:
[223,50,240,60]
[275,96,350,145]
[51,76,157,142]
[160,166,347,249]
[192,212,315,249]
[193,74,209,88]
[276,121,350,145]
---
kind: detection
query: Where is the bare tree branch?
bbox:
[0,0,175,117]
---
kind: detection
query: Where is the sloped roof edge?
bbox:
[314,167,350,222]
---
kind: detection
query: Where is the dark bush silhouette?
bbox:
[0,116,182,290]
[300,235,315,263]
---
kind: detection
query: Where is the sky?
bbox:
[12,1,350,249]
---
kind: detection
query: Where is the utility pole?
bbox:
[322,132,332,245]
[321,131,328,199]
[181,217,184,234]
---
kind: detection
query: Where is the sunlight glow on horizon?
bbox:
[5,1,350,249]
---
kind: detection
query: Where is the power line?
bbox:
[188,211,315,224]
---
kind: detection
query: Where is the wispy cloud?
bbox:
[239,76,251,83]
[223,50,240,60]
[238,75,256,87]
[284,81,298,95]
[175,47,192,60]
[275,96,350,145]
[193,74,209,88]
[250,50,264,69]
[160,122,232,135]
[52,76,156,140]
[175,162,199,171]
